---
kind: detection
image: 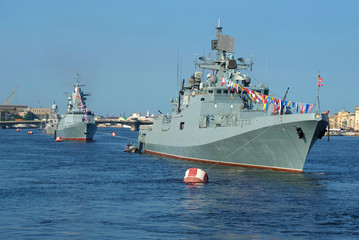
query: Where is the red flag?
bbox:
[318,75,323,87]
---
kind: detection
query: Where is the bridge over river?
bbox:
[0,118,153,131]
[95,119,153,131]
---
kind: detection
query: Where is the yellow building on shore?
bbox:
[329,107,359,131]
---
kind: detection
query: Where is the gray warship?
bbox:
[44,101,59,135]
[55,73,97,141]
[138,20,329,172]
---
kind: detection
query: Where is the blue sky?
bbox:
[1,0,358,116]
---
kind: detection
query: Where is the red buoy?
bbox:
[112,132,117,136]
[27,131,33,135]
[184,168,208,183]
[56,137,63,142]
[16,128,21,131]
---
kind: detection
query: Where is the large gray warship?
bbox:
[138,20,329,172]
[55,73,97,141]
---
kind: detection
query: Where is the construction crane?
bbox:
[4,85,18,105]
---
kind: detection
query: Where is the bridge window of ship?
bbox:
[208,90,213,93]
[216,90,221,94]
[180,122,185,130]
[224,90,228,94]
[201,98,205,101]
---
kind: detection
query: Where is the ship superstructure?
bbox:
[55,73,97,141]
[44,101,59,135]
[138,20,328,172]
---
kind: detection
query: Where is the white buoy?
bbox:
[184,168,208,183]
[56,137,63,142]
[112,132,117,136]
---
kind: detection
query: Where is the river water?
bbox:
[0,128,358,239]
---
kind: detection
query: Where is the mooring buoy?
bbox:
[184,168,208,183]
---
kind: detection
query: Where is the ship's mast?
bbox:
[216,18,222,61]
[177,46,179,100]
[73,72,85,89]
[75,72,81,85]
[216,18,222,35]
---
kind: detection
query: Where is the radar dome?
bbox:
[51,103,58,110]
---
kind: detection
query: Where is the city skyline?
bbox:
[1,0,358,116]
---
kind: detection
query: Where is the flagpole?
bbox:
[316,70,320,114]
[177,46,179,100]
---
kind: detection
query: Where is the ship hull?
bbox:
[56,121,97,141]
[139,113,328,172]
[55,114,97,141]
[44,122,57,135]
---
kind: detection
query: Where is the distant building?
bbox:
[330,108,356,130]
[20,107,51,120]
[355,106,359,131]
[0,104,52,121]
[329,114,337,129]
[127,112,154,122]
[0,104,28,114]
[0,104,28,120]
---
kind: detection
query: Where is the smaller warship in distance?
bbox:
[138,19,329,173]
[44,101,60,135]
[55,73,97,141]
